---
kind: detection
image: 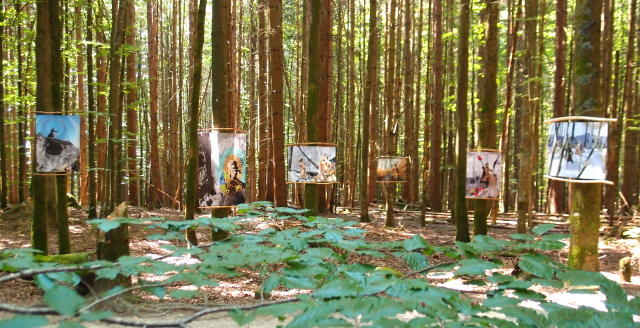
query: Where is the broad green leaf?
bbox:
[483,295,521,308]
[229,309,257,326]
[518,253,555,279]
[59,321,85,328]
[43,285,85,316]
[532,224,555,235]
[557,270,607,286]
[87,219,121,233]
[509,233,535,241]
[262,275,280,294]
[0,315,48,328]
[403,235,429,251]
[455,259,498,276]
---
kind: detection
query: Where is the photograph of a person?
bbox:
[197,133,216,207]
[376,157,409,182]
[466,151,501,199]
[35,114,81,173]
[287,145,338,183]
[546,121,608,180]
[197,132,247,207]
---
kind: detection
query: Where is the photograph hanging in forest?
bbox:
[466,151,501,199]
[287,144,338,183]
[35,114,81,173]
[197,131,247,207]
[546,120,608,181]
[376,157,409,182]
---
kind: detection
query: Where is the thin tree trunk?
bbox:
[125,0,138,206]
[454,0,470,242]
[360,0,377,223]
[147,0,163,208]
[86,0,97,219]
[516,0,537,233]
[621,0,638,212]
[185,0,207,245]
[268,0,287,207]
[257,0,269,201]
[15,3,27,204]
[0,0,5,209]
[428,0,443,212]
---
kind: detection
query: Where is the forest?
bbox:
[1,0,640,326]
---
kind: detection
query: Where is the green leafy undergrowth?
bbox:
[0,202,638,327]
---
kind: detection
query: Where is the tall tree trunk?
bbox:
[568,0,603,272]
[602,0,617,225]
[125,0,138,206]
[360,0,378,222]
[257,0,269,201]
[473,0,498,234]
[401,0,417,204]
[548,0,567,214]
[185,0,207,245]
[516,0,537,233]
[428,0,443,212]
[304,0,331,215]
[268,0,287,207]
[15,3,27,204]
[606,51,622,225]
[102,0,126,216]
[383,0,398,227]
[86,0,97,219]
[454,0,470,242]
[74,5,88,206]
[0,0,5,210]
[147,0,163,208]
[621,0,638,212]
[34,0,65,253]
[211,0,234,237]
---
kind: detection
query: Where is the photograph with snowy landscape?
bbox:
[546,121,608,180]
[466,151,502,199]
[35,114,80,173]
[287,145,337,183]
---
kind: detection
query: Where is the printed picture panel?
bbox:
[288,145,338,183]
[197,132,247,207]
[546,121,608,180]
[35,114,81,173]
[376,157,409,182]
[466,151,502,199]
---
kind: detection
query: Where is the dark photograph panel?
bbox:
[287,145,337,183]
[35,114,81,173]
[466,151,501,199]
[546,121,608,180]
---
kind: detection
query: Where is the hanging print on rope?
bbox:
[287,144,338,183]
[466,151,501,199]
[545,118,611,182]
[376,157,409,183]
[197,131,247,207]
[35,114,81,173]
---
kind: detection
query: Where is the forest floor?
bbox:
[1,202,640,327]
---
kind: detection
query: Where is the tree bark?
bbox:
[516,0,537,233]
[568,0,603,272]
[0,0,6,209]
[184,0,207,245]
[146,0,163,208]
[304,0,331,215]
[86,0,97,219]
[125,0,138,206]
[473,0,498,235]
[621,0,638,212]
[268,0,287,207]
[428,0,443,212]
[454,0,470,242]
[360,0,377,223]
